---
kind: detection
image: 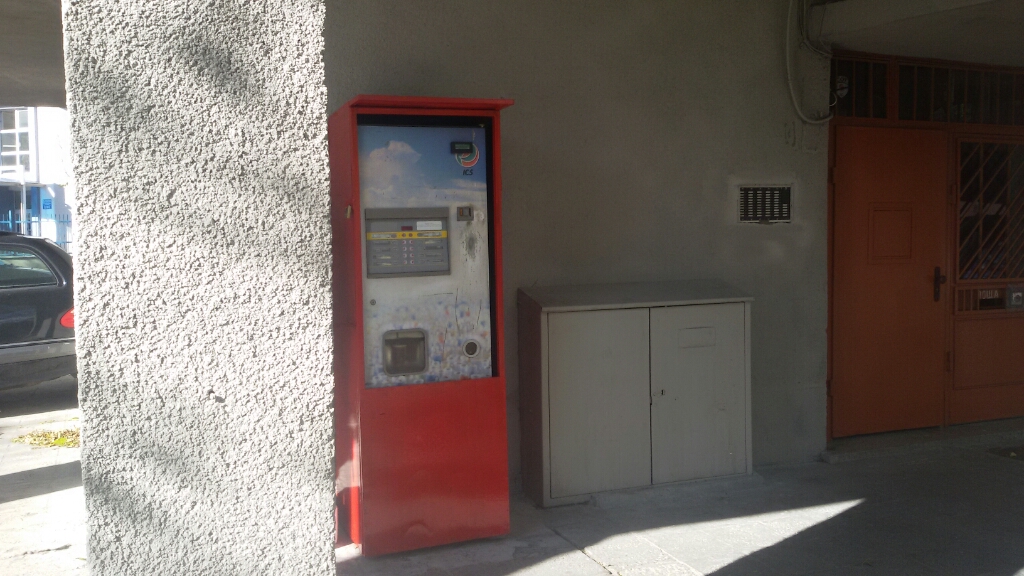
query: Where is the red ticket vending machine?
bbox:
[329,96,513,556]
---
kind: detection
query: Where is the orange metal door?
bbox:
[832,126,949,437]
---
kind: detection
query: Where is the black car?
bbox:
[0,231,76,389]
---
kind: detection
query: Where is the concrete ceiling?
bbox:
[814,0,1024,68]
[0,0,65,107]
[1,0,1022,111]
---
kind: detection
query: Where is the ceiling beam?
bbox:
[0,0,66,107]
[812,0,999,38]
[809,0,1024,67]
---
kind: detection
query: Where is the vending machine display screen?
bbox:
[358,120,495,387]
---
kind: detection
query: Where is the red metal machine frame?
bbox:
[329,95,513,556]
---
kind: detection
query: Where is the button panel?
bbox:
[366,217,450,277]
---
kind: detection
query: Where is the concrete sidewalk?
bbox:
[337,431,1024,575]
[0,377,86,576]
[4,379,1024,576]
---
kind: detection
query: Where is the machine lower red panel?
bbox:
[359,378,509,556]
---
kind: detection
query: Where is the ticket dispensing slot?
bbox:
[382,329,427,375]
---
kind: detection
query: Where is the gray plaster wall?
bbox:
[325,1,832,476]
[62,1,335,574]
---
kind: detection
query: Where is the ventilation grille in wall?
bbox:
[739,186,791,223]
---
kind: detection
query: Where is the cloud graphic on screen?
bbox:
[361,140,488,207]
[362,140,422,190]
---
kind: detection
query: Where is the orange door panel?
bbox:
[832,126,949,437]
[950,312,1024,422]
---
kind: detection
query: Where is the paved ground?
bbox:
[4,379,1024,576]
[337,424,1024,576]
[0,376,86,576]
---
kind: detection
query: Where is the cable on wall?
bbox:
[786,0,833,124]
[800,0,833,58]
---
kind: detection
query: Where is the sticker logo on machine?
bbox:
[416,220,443,231]
[456,144,480,168]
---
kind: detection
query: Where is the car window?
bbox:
[0,246,58,288]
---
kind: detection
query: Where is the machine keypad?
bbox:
[365,216,450,277]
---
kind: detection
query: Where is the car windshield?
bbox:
[0,247,58,288]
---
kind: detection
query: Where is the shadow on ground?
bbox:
[0,376,79,418]
[0,460,82,505]
[337,444,1024,576]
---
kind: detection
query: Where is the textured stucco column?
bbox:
[62,2,334,574]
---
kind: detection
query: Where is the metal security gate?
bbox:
[957,142,1024,283]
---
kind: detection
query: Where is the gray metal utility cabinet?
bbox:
[518,281,753,507]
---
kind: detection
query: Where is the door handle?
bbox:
[934,267,947,302]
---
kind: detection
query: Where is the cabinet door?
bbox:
[548,308,651,498]
[650,303,747,484]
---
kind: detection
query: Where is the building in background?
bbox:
[0,106,74,253]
